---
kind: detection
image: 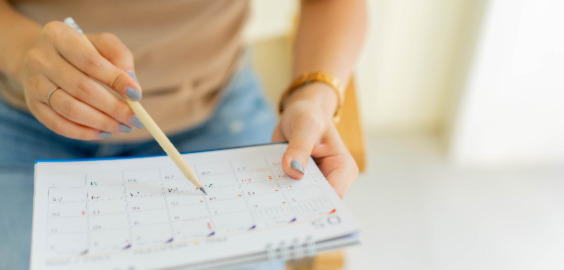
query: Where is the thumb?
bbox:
[282,119,324,180]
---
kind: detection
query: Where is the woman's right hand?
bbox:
[19,21,143,140]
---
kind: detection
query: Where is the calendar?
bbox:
[31,144,361,270]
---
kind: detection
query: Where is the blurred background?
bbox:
[244,0,564,269]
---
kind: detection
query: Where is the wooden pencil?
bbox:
[64,17,207,195]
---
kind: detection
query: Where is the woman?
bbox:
[0,0,366,268]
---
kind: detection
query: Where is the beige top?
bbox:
[0,0,249,141]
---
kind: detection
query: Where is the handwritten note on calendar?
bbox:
[31,144,360,270]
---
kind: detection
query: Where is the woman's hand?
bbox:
[19,21,143,140]
[272,83,359,198]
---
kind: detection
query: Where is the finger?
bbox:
[315,127,359,198]
[88,32,134,72]
[282,116,325,180]
[271,124,286,143]
[39,53,139,129]
[311,125,349,158]
[323,161,356,198]
[31,99,109,140]
[46,21,142,101]
[48,86,131,134]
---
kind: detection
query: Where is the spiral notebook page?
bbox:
[31,143,361,270]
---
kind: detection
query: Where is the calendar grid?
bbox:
[42,152,336,259]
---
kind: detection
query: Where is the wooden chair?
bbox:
[335,78,366,172]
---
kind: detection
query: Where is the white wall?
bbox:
[243,0,296,44]
[448,0,564,165]
[246,0,476,133]
[245,0,564,166]
[356,0,473,132]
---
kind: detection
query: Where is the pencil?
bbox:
[63,17,207,195]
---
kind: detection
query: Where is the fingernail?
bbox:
[129,115,144,129]
[126,87,142,101]
[99,132,112,139]
[118,124,132,133]
[290,160,304,174]
[127,70,138,83]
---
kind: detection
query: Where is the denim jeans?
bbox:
[0,59,284,270]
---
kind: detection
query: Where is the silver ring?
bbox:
[46,87,61,107]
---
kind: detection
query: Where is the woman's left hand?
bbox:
[272,83,359,198]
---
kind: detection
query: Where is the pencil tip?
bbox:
[200,187,207,195]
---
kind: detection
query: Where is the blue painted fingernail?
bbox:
[129,115,144,129]
[126,87,142,101]
[118,124,132,133]
[127,70,138,83]
[99,132,112,139]
[290,160,304,174]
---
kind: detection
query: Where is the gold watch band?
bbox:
[278,71,345,124]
